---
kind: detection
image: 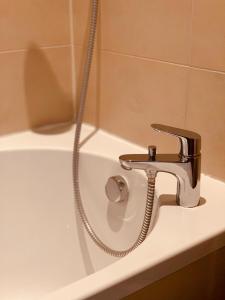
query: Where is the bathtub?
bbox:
[1,124,225,300]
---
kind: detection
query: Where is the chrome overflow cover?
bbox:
[105,176,129,203]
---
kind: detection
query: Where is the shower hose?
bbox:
[73,0,156,257]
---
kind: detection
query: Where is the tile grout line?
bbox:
[0,44,71,55]
[188,0,194,67]
[101,49,191,69]
[71,45,225,76]
[184,0,194,129]
[69,0,77,110]
[100,48,225,76]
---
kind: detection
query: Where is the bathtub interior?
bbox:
[1,149,153,300]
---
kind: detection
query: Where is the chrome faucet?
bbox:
[119,124,201,208]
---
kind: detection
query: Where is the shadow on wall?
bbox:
[24,44,74,134]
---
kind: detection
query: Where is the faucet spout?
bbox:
[120,154,153,171]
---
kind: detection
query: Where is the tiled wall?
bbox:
[0,0,74,135]
[0,1,224,181]
[74,0,225,181]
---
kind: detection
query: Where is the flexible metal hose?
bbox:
[73,0,157,257]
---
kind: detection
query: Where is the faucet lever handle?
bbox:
[151,123,201,158]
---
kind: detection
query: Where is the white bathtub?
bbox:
[1,125,225,300]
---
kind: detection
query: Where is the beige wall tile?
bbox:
[100,51,189,152]
[0,0,70,51]
[101,0,192,64]
[191,0,225,72]
[0,46,73,135]
[185,69,225,181]
[73,0,89,46]
[74,46,100,126]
